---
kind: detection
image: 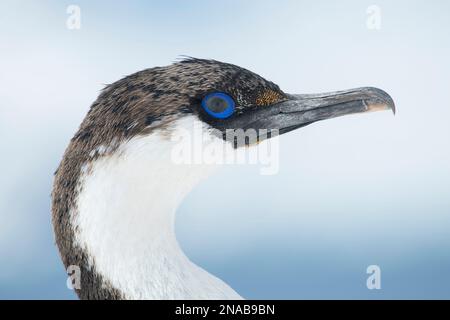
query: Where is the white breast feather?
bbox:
[73,116,242,299]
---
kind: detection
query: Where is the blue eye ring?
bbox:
[201,92,235,119]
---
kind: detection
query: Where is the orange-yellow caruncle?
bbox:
[256,89,285,106]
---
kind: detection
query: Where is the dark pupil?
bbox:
[206,96,228,113]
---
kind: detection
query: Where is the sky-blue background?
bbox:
[1,0,449,299]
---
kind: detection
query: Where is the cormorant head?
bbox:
[179,58,395,145]
[77,57,394,153]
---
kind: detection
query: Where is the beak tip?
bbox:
[387,99,396,115]
[364,87,396,116]
[386,95,396,116]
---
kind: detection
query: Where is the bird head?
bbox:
[179,58,395,144]
[79,57,394,154]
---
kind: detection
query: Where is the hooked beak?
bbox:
[217,86,395,147]
[275,87,395,134]
[244,87,396,137]
[231,87,395,136]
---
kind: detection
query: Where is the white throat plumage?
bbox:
[73,116,242,299]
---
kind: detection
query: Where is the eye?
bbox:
[201,92,235,119]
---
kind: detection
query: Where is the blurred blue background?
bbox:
[1,0,449,299]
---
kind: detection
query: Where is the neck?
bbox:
[72,118,242,299]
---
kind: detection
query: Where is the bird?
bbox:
[51,58,395,300]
